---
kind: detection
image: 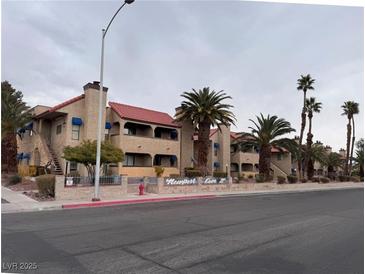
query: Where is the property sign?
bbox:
[65,177,74,186]
[165,178,197,185]
[203,178,227,184]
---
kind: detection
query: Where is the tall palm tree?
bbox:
[349,102,359,175]
[304,97,322,179]
[341,101,359,175]
[174,87,236,175]
[235,114,295,180]
[297,74,315,179]
[1,81,31,173]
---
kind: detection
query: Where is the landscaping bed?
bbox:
[23,191,55,202]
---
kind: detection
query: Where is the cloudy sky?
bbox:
[2,0,364,151]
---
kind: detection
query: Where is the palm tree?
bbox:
[297,74,315,179]
[174,87,236,175]
[353,138,364,179]
[321,152,343,178]
[341,101,359,175]
[1,81,31,173]
[304,97,322,179]
[235,114,295,180]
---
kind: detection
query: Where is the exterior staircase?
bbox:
[46,144,63,175]
[271,162,289,178]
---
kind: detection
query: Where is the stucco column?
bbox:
[197,177,203,192]
[121,176,128,195]
[55,175,65,200]
[157,177,164,194]
[228,176,233,192]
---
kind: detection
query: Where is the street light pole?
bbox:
[94,0,135,201]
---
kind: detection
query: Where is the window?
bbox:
[123,127,136,135]
[170,156,176,167]
[277,154,283,161]
[124,155,135,166]
[70,162,78,172]
[56,124,62,135]
[154,155,162,166]
[72,125,80,140]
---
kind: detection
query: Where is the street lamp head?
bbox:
[125,0,134,4]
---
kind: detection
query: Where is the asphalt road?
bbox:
[2,189,363,274]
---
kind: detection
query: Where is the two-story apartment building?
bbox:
[17,82,192,177]
[17,81,293,178]
[192,129,292,178]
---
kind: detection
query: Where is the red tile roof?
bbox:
[271,147,289,153]
[109,102,179,128]
[36,94,85,117]
[193,128,219,141]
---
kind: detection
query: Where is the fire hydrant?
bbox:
[139,183,144,195]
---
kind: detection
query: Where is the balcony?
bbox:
[121,134,179,155]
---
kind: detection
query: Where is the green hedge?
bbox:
[255,174,273,183]
[311,176,320,182]
[350,176,360,182]
[8,174,22,185]
[213,171,227,178]
[338,175,350,182]
[169,174,180,178]
[277,176,286,184]
[185,169,202,178]
[287,175,298,184]
[36,174,55,197]
[320,177,330,183]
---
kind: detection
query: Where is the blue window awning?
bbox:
[17,128,25,134]
[214,162,220,168]
[16,153,23,160]
[25,122,33,130]
[214,143,220,149]
[72,117,83,126]
[23,153,31,159]
[105,122,112,129]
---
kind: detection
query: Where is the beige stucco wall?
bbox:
[179,120,195,175]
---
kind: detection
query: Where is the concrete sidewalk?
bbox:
[2,183,363,213]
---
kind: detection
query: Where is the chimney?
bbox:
[83,81,108,140]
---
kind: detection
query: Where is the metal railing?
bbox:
[64,176,122,187]
[127,177,144,185]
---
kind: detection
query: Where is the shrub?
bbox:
[300,178,308,183]
[320,177,330,183]
[238,174,245,181]
[169,174,180,178]
[36,175,55,197]
[338,175,350,182]
[311,176,320,182]
[154,166,165,177]
[185,169,202,178]
[277,176,286,184]
[213,171,227,178]
[29,165,37,177]
[8,174,22,185]
[37,167,46,176]
[350,176,360,182]
[248,174,254,179]
[287,175,298,184]
[255,174,265,183]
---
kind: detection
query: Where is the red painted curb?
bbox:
[62,195,216,209]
